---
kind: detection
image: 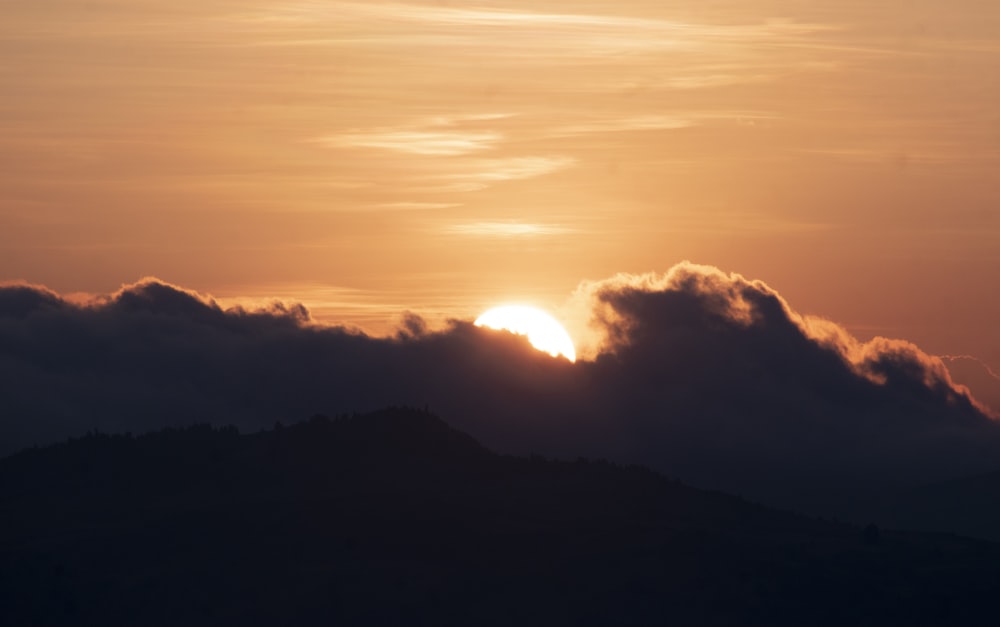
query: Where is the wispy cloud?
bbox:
[386,155,577,194]
[317,113,513,156]
[321,130,502,156]
[939,355,1000,383]
[252,2,830,51]
[311,113,576,195]
[445,156,575,183]
[665,72,778,90]
[443,222,575,237]
[552,115,695,137]
[376,201,462,211]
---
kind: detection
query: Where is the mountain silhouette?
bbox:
[3,408,1000,626]
[867,469,1000,543]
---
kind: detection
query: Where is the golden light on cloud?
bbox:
[475,305,577,362]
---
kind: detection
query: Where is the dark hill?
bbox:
[3,408,1000,626]
[871,470,1000,543]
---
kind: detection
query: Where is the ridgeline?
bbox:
[3,408,999,626]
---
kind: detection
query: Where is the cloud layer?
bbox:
[1,264,997,513]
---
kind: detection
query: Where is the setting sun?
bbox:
[475,305,577,362]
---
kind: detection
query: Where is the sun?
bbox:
[474,305,577,362]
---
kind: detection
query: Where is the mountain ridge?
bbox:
[3,407,1000,626]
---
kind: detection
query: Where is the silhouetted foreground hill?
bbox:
[3,409,1000,626]
[871,470,1000,543]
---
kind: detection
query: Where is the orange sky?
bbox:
[2,1,999,401]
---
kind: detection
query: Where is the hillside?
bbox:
[870,470,1000,543]
[3,408,1000,626]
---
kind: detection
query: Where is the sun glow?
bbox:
[474,305,577,362]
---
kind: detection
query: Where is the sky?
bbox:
[2,1,999,406]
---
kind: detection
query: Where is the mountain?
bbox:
[869,470,1000,543]
[3,408,1000,626]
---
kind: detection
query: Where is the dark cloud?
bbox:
[1,265,997,515]
[0,282,67,318]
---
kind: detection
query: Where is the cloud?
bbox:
[935,354,1000,417]
[323,130,503,157]
[312,113,574,197]
[0,281,67,318]
[318,114,511,156]
[442,222,574,237]
[577,265,987,407]
[1,265,998,518]
[256,2,831,58]
[405,156,574,193]
[938,354,1000,383]
[449,156,575,182]
[551,115,695,137]
[375,202,463,211]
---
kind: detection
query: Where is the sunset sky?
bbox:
[3,1,999,404]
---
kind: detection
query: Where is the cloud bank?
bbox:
[1,264,997,512]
